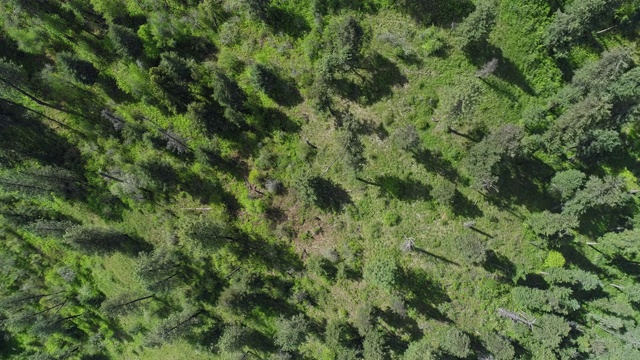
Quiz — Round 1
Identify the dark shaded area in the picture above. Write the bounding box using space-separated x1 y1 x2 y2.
309 177 352 213
401 268 451 322
0 104 79 168
576 204 636 239
467 44 535 96
372 175 432 202
468 226 494 238
483 250 516 283
516 273 548 289
414 247 460 266
266 7 311 39
253 107 302 136
451 190 483 218
195 145 249 180
313 0 380 15
116 233 154 256
394 0 475 27
251 237 305 273
557 245 609 278
412 148 465 184
447 126 484 142
374 307 421 341
488 157 556 213
173 36 217 62
0 330 21 358
86 190 130 222
332 53 407 105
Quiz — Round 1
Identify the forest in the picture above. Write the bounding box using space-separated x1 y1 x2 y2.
0 0 640 359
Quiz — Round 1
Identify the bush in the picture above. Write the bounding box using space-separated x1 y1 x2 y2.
363 256 398 292
543 251 566 268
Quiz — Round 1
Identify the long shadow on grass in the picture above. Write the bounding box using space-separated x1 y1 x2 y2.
308 177 353 213
414 247 460 266
401 267 451 322
412 148 466 185
483 250 516 283
452 190 483 218
466 44 535 96
266 7 311 39
375 307 422 341
357 175 431 202
252 65 303 107
254 107 302 135
332 53 407 105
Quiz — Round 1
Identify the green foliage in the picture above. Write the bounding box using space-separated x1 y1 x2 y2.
218 325 250 354
512 286 580 315
527 211 578 238
544 0 618 57
320 15 366 77
391 124 420 152
550 169 586 201
363 328 386 360
483 333 514 360
543 251 566 269
439 328 471 358
563 175 630 216
0 1 639 359
456 233 487 265
274 314 309 352
363 256 398 292
55 52 99 85
531 314 571 352
456 0 497 51
108 24 144 59
544 268 601 291
467 124 524 192
403 338 436 360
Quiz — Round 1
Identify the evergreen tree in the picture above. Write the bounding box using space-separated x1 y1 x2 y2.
274 314 309 352
108 24 144 59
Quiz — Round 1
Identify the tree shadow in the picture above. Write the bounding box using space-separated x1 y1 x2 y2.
253 107 301 135
251 236 305 273
401 268 451 322
468 226 494 239
172 36 217 62
374 307 422 341
117 233 153 257
413 247 460 266
266 7 311 39
195 145 249 181
252 66 303 107
488 157 556 213
557 245 610 279
308 177 352 213
394 0 474 27
331 53 407 105
483 250 516 283
313 0 380 15
0 103 80 168
516 273 548 289
466 44 535 96
412 148 466 185
451 190 483 218
576 204 636 239
370 175 432 202
359 53 408 105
